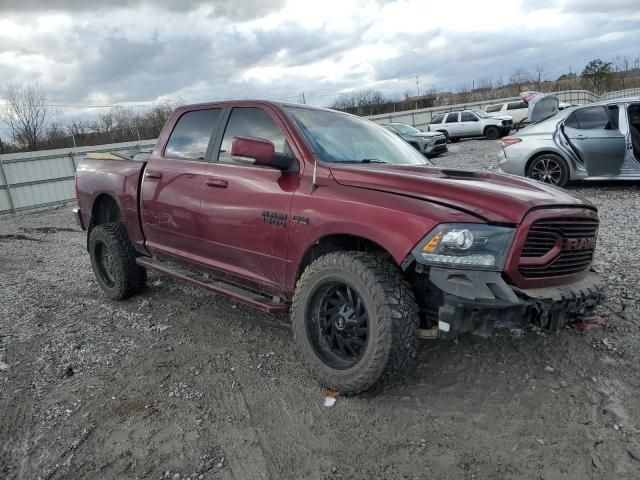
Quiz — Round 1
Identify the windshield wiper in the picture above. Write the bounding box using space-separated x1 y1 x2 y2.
339 158 387 164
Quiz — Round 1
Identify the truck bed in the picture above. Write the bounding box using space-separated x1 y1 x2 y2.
75 154 148 252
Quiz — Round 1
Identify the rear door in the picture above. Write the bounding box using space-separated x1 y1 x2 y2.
140 107 223 259
198 106 299 291
444 112 460 137
563 105 626 176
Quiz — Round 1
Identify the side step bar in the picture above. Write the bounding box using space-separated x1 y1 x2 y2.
136 257 289 314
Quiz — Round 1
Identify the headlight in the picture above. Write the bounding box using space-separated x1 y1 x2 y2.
412 224 515 271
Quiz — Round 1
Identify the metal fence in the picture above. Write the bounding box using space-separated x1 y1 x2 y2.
0 139 156 214
366 88 640 129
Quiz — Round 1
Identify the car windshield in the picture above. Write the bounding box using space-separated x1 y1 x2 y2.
286 107 431 165
392 124 421 135
473 110 491 118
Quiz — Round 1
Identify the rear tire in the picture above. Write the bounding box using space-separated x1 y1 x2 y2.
485 126 500 140
526 153 570 188
89 222 147 300
291 252 419 394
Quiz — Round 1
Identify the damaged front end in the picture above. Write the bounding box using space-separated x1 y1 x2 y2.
412 265 605 337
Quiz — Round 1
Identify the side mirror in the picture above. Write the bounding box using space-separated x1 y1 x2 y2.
231 136 293 170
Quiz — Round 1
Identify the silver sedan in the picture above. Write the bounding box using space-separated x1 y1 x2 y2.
498 94 640 187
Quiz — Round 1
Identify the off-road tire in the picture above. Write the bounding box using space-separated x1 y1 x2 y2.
89 221 146 300
485 125 500 140
291 252 419 394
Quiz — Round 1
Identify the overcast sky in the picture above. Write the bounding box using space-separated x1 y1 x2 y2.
1 0 639 113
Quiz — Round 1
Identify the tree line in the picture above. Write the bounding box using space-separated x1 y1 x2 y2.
332 56 640 116
0 85 175 154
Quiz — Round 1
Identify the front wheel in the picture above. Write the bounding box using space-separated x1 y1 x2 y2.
291 252 418 394
485 126 500 140
526 154 570 187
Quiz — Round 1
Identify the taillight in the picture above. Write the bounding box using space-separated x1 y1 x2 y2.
501 136 522 147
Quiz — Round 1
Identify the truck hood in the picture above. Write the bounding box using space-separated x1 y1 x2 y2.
329 164 593 224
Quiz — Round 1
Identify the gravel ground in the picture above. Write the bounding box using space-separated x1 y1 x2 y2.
1 139 639 479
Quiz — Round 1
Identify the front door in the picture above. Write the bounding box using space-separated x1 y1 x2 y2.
140 107 223 260
459 111 480 136
199 106 300 292
563 105 626 177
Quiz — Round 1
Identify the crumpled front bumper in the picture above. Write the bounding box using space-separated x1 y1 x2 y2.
428 267 605 336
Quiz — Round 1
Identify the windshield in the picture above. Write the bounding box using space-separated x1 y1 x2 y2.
286 107 430 165
473 110 491 118
392 123 421 135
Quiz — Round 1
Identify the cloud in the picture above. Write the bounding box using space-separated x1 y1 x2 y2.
0 0 286 21
0 0 638 117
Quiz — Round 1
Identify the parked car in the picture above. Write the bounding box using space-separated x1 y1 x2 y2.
427 110 513 141
74 100 604 394
485 100 529 124
381 122 447 157
498 93 640 187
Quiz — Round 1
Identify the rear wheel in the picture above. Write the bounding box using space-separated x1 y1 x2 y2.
526 154 570 187
89 222 147 300
485 126 500 140
291 252 418 394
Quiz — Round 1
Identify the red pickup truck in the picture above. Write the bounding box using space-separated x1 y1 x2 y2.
74 100 605 393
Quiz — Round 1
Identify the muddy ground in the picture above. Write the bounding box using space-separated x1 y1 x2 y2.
1 139 639 479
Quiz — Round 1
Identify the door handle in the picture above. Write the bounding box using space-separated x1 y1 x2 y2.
206 178 228 188
145 170 163 179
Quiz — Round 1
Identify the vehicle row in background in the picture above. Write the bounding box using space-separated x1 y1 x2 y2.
381 123 447 157
498 94 640 187
427 110 513 141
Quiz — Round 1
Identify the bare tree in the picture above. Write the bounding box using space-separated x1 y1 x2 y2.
1 83 51 151
509 68 533 94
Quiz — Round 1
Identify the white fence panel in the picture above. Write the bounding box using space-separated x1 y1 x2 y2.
0 139 156 214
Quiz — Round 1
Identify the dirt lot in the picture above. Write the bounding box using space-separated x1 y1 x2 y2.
1 139 640 480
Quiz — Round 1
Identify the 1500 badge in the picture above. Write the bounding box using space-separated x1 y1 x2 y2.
262 210 288 227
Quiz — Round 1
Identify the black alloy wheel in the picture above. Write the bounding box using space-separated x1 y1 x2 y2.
307 280 369 369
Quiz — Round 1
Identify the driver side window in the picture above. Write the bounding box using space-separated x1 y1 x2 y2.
218 108 287 163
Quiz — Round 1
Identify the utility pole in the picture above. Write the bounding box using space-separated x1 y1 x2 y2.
301 92 306 104
415 75 420 110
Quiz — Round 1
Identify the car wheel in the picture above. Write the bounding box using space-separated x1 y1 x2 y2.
89 221 147 300
437 131 449 143
291 252 418 394
449 137 460 143
485 126 500 140
526 154 570 188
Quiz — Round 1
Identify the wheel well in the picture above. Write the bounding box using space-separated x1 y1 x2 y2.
296 234 391 281
524 151 566 175
89 194 122 236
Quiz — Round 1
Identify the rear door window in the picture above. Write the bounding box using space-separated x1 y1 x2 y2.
507 101 528 110
445 113 459 123
485 104 502 113
567 106 611 130
218 107 287 163
164 109 222 160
